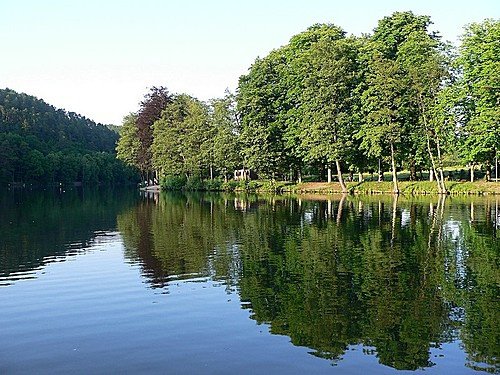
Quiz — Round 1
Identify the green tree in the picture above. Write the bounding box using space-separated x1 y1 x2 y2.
135 86 172 182
116 113 140 170
398 31 454 193
237 50 290 178
359 12 441 193
299 35 362 192
237 24 346 180
456 19 500 181
359 53 406 194
209 92 242 181
152 95 209 179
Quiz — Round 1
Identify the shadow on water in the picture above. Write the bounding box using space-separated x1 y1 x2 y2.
0 187 139 282
116 192 499 373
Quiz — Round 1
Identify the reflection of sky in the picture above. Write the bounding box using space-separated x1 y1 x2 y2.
444 220 467 287
0 227 488 374
0 237 336 374
401 209 410 227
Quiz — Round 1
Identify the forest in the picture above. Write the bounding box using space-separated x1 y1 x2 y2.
0 88 138 186
117 12 499 194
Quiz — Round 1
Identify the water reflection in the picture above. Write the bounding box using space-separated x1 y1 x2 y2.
117 193 499 372
0 188 137 284
0 189 498 372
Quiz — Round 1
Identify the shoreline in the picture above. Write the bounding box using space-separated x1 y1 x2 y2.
157 180 500 195
283 181 500 195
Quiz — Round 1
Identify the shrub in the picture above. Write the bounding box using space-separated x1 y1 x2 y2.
161 175 186 190
221 180 239 191
185 176 204 191
204 178 223 191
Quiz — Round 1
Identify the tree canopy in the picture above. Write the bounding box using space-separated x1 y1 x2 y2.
114 13 499 190
0 88 138 185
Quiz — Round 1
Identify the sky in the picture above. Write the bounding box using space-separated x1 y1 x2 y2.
1 0 499 125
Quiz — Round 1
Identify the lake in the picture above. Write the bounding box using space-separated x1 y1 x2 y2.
0 189 498 374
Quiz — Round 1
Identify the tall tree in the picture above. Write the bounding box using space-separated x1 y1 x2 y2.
237 50 290 178
209 92 242 181
116 113 140 170
359 53 405 194
398 31 454 193
359 11 440 194
456 19 500 181
136 86 172 181
152 94 209 178
299 36 362 192
237 24 346 180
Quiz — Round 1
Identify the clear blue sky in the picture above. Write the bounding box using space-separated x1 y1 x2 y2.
1 0 498 124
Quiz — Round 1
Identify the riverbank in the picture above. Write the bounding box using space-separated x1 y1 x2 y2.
284 180 500 195
159 178 500 195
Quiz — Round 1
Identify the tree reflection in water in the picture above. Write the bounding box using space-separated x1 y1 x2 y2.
117 192 499 372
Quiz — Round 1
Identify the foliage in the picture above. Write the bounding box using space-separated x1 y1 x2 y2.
116 113 140 169
299 35 362 185
135 86 173 174
113 13 499 192
160 175 187 190
456 19 500 169
0 88 138 186
209 92 242 179
152 94 210 178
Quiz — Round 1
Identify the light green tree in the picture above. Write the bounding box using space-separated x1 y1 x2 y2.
152 95 209 178
209 92 242 181
456 19 500 181
299 36 362 192
116 113 140 170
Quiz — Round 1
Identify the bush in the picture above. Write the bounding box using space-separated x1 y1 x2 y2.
247 180 262 190
161 175 187 190
221 180 239 191
185 176 204 191
204 178 223 191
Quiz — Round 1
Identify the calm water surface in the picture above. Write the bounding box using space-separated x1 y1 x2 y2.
0 189 498 374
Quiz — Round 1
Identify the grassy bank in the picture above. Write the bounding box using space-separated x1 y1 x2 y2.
286 181 500 195
160 176 500 195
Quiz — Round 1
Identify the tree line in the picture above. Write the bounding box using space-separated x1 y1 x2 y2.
0 88 139 186
117 12 499 194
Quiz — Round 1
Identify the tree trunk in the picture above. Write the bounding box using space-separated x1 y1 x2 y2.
485 161 491 182
470 164 474 182
409 160 416 181
327 167 332 183
297 169 302 184
390 142 399 194
335 159 347 193
429 169 434 182
425 134 442 194
358 172 363 183
378 158 383 182
435 138 447 194
210 165 213 180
